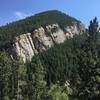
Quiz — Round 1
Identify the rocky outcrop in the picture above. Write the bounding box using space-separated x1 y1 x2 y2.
65 22 85 38
12 23 85 62
12 33 37 62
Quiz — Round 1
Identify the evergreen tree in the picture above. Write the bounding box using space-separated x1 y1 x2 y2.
78 18 100 100
47 82 72 100
30 56 47 100
15 58 27 100
0 51 12 100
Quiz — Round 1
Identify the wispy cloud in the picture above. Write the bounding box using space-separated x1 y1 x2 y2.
14 11 30 19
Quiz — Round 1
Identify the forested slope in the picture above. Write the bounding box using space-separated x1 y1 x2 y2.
0 10 100 100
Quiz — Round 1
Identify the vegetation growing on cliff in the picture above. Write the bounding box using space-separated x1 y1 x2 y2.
0 10 100 100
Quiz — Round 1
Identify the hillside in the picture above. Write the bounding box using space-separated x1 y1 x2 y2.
0 10 83 50
0 10 100 100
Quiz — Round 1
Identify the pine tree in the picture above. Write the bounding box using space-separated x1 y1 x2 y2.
47 82 72 100
15 58 27 100
78 18 100 100
32 56 47 100
26 56 47 100
0 51 12 100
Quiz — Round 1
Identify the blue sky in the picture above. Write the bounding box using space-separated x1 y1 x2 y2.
0 0 100 27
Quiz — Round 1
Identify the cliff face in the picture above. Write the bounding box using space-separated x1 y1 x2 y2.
12 22 85 62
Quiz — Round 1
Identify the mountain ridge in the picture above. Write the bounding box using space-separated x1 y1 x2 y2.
0 10 85 62
0 10 84 49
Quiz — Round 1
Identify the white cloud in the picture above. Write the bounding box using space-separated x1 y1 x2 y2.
15 11 29 19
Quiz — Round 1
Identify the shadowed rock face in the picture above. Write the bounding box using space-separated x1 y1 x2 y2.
12 23 85 62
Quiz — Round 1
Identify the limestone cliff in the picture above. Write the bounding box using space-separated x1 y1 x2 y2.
12 23 85 62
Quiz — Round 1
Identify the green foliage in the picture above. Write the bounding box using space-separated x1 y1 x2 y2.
47 83 72 100
1 10 100 100
38 33 87 85
0 51 12 100
25 56 47 100
77 18 100 100
15 59 28 100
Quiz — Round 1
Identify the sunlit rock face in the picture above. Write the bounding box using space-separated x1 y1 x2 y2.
31 27 54 52
46 24 66 44
12 33 37 62
65 22 85 38
12 23 85 62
